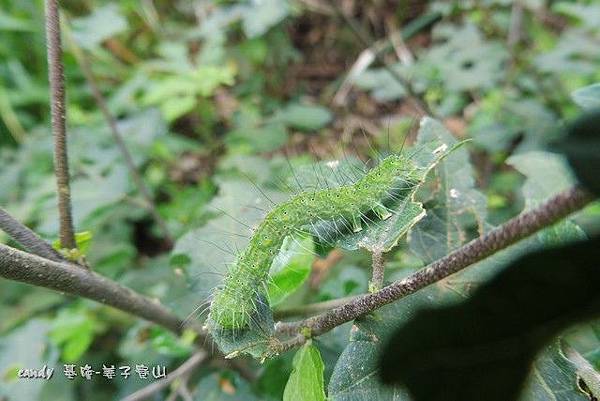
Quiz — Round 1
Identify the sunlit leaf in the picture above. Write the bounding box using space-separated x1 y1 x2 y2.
284 342 326 401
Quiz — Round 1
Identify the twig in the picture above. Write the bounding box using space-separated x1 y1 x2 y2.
0 242 206 340
45 0 77 250
508 0 524 49
275 186 592 344
63 25 173 246
121 351 208 401
0 207 65 263
177 379 194 401
325 0 433 116
369 251 385 292
0 84 27 143
334 11 441 105
384 15 414 66
274 295 358 319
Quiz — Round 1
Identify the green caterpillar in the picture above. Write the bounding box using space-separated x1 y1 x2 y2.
207 153 422 333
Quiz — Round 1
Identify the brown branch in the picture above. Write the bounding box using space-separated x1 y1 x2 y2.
0 241 258 379
0 242 206 341
0 207 65 263
275 186 592 345
45 0 76 250
64 27 173 246
121 351 208 401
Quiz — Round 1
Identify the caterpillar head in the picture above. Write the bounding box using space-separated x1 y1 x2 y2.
208 289 276 359
209 287 249 330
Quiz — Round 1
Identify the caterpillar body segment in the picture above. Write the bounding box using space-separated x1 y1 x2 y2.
208 154 421 332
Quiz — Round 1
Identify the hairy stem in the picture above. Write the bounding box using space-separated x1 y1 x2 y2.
0 207 65 263
45 0 76 250
276 186 592 343
370 251 385 292
121 351 208 401
65 28 173 246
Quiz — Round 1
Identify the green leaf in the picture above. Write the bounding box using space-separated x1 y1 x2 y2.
274 103 333 132
74 231 93 254
507 151 585 244
160 95 196 122
191 65 236 96
228 121 288 153
143 65 236 121
329 340 410 401
521 341 596 401
553 109 600 196
534 30 598 75
0 320 56 401
284 341 326 401
571 83 600 110
560 343 600 400
468 95 559 153
0 11 35 31
241 0 290 38
553 3 600 31
0 289 64 333
268 235 314 306
508 151 576 206
49 305 104 362
379 236 600 401
354 67 407 102
147 326 194 357
257 356 294 400
319 265 369 301
52 230 94 262
421 23 508 92
71 4 128 49
410 118 487 263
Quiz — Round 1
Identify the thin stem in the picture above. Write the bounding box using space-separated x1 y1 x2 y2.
64 26 173 246
508 0 524 49
0 207 65 263
0 84 27 143
0 242 206 341
121 351 208 401
45 0 76 250
177 379 194 401
274 296 358 319
370 251 385 292
276 186 592 344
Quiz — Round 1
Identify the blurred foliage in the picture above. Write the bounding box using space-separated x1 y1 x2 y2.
0 0 599 400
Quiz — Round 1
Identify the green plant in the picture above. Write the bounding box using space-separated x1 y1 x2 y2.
1 1 599 400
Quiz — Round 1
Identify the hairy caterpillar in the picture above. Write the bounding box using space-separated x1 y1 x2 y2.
206 118 458 356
